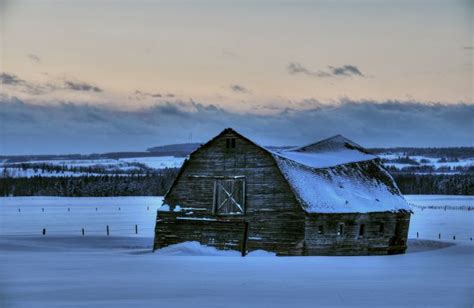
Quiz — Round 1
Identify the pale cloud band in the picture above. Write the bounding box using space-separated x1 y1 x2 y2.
1 97 472 155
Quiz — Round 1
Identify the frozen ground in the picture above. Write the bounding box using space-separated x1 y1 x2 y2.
0 156 185 177
0 195 473 307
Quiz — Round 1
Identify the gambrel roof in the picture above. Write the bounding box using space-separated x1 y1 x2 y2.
166 128 411 214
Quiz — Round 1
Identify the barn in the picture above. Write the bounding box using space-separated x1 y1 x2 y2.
154 128 411 256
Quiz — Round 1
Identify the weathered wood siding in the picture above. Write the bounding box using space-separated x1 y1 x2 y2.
155 212 247 251
303 212 411 255
154 131 306 255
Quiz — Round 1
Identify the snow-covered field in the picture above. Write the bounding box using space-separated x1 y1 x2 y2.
0 156 186 177
2 152 472 177
379 153 473 173
0 195 473 307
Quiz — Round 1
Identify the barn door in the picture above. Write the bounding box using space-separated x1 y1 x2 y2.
213 179 245 215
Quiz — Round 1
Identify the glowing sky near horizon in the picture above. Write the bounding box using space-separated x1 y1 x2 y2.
0 0 472 112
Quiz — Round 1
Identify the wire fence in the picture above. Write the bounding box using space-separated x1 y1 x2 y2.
0 204 160 237
1 202 473 242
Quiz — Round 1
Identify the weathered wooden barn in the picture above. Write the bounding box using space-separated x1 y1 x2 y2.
154 128 411 256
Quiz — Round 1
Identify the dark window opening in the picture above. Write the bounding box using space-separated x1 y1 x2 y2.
359 224 365 237
337 223 344 236
226 138 236 149
378 223 384 234
317 225 324 234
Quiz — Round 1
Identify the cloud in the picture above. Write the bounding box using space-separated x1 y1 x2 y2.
0 96 472 154
287 62 364 78
229 84 250 94
64 81 102 92
0 72 55 95
330 65 364 77
27 54 41 63
1 72 105 95
133 90 175 99
0 72 26 85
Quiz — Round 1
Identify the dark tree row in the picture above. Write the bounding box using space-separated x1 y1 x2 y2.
0 168 179 197
392 174 473 195
0 170 472 196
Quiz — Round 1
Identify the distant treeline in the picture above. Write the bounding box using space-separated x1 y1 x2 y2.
386 165 473 174
0 169 179 197
369 147 474 159
0 170 472 196
392 174 473 195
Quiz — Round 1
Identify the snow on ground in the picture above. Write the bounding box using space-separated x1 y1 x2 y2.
405 195 474 242
0 195 473 307
0 156 186 177
0 197 163 236
120 156 185 169
379 153 474 171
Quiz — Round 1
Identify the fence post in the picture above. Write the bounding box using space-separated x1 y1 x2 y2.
135 224 138 234
416 232 419 238
107 225 110 236
119 207 121 211
18 208 20 213
42 228 46 235
438 233 441 239
82 228 85 236
453 235 456 240
68 208 70 212
42 208 44 212
241 221 249 257
147 206 149 211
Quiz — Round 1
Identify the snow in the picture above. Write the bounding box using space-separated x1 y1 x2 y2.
275 158 410 213
0 195 473 307
0 196 162 236
120 156 186 169
379 153 474 173
273 149 377 169
271 135 377 169
405 195 474 242
0 167 106 178
154 241 276 257
0 156 186 178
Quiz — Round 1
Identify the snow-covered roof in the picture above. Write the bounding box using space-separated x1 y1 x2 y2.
267 135 410 213
274 157 410 213
273 150 377 169
273 135 377 169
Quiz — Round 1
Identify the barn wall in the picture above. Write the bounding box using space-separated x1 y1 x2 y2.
303 212 411 255
155 131 306 255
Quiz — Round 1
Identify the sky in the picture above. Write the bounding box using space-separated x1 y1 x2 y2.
0 0 473 154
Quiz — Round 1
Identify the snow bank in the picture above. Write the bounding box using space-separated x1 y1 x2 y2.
154 241 276 257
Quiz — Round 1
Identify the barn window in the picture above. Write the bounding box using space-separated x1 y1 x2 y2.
226 137 236 149
213 178 245 215
337 223 344 236
317 225 324 234
359 224 366 237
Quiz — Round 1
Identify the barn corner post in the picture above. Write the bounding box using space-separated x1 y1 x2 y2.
241 221 249 257
152 206 161 252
